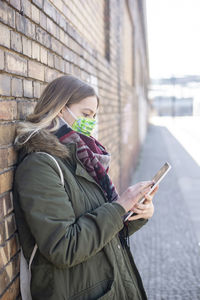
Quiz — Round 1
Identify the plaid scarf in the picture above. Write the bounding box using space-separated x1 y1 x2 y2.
54 117 119 203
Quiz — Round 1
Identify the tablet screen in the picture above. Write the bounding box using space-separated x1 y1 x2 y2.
151 162 171 186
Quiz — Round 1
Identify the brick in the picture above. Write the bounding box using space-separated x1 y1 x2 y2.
32 0 43 9
11 31 22 53
33 81 41 98
0 192 13 218
6 53 27 76
23 79 33 98
0 149 8 170
74 65 80 77
26 19 36 39
55 24 60 41
54 55 65 72
0 170 14 194
0 234 19 269
62 46 70 61
32 41 40 61
60 30 69 45
40 46 47 64
47 17 55 35
44 67 60 82
47 51 54 67
7 147 17 167
61 4 69 21
36 26 51 48
51 37 62 55
28 60 44 81
0 147 17 170
21 0 31 18
31 4 40 24
17 101 36 120
0 123 16 146
22 36 32 57
40 82 47 95
1 275 19 300
58 14 67 31
16 12 26 34
7 4 15 28
12 78 23 97
0 252 19 296
16 13 35 39
0 23 10 48
79 57 86 69
10 0 20 11
59 29 65 44
0 74 11 96
51 0 63 12
0 49 4 70
40 11 47 29
0 1 7 24
65 61 71 73
0 101 17 120
44 0 57 22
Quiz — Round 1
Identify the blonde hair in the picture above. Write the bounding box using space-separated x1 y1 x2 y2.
14 74 99 147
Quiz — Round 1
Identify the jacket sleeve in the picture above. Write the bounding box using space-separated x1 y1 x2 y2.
127 218 148 236
15 153 126 268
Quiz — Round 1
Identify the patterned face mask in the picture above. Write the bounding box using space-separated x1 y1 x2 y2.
66 107 96 136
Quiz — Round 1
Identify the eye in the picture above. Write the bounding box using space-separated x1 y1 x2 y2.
83 113 89 118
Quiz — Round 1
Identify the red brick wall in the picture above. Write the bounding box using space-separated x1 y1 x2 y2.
0 0 149 298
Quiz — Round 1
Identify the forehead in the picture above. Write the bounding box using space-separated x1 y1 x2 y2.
79 96 98 111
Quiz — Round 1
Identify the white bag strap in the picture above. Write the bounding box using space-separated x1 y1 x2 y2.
20 247 32 300
28 244 38 271
28 152 64 269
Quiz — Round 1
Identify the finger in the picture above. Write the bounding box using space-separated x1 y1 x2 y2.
134 207 149 214
144 194 153 202
136 202 151 209
149 185 159 196
139 185 153 197
128 213 147 221
139 181 155 188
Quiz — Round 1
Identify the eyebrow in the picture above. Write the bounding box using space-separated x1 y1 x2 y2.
82 108 95 114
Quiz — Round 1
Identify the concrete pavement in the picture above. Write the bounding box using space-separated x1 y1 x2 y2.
130 116 200 300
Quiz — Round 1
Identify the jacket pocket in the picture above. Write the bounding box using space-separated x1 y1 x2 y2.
98 279 115 299
70 279 115 300
30 264 54 299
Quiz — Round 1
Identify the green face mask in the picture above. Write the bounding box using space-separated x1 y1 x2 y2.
67 107 96 136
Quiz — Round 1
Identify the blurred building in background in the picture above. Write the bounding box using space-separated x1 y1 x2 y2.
0 0 149 299
149 75 200 117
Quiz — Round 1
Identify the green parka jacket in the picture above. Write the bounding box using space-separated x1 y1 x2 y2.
13 129 148 300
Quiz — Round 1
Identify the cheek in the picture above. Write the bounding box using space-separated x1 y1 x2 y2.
62 110 74 125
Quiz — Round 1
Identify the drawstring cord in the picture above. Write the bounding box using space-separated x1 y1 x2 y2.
124 221 130 248
119 221 130 249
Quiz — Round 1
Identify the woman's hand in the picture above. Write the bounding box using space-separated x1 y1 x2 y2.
128 185 159 221
116 181 155 213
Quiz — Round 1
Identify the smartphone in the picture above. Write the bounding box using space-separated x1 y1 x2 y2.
124 162 172 222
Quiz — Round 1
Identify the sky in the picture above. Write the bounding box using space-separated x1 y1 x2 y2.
146 0 200 79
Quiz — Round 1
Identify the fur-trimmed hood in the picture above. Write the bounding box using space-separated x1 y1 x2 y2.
14 129 71 164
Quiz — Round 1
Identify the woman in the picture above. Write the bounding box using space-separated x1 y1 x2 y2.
13 74 158 300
